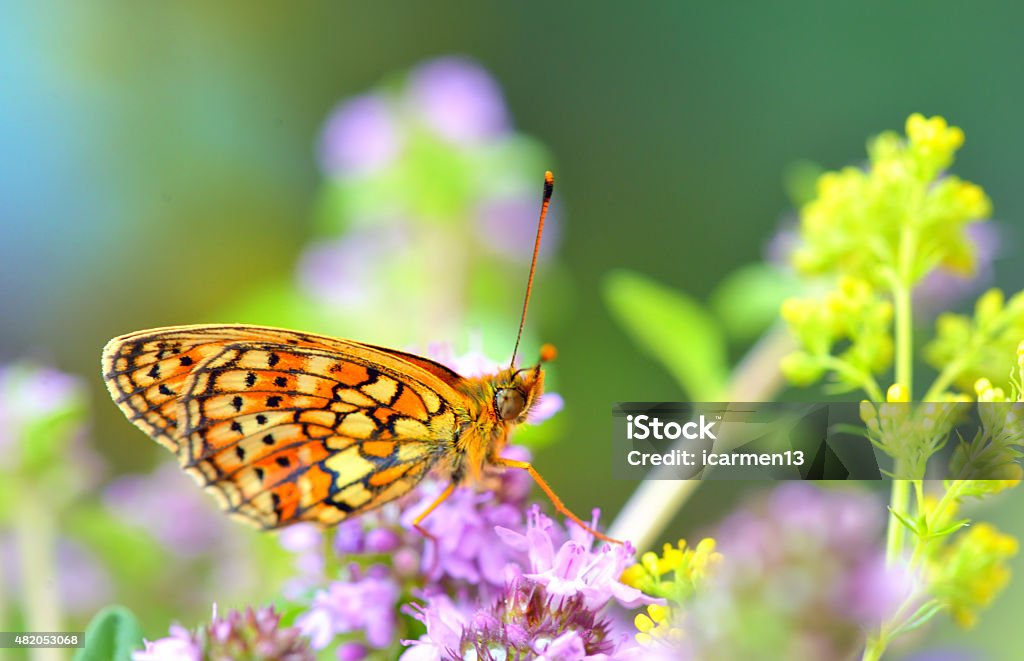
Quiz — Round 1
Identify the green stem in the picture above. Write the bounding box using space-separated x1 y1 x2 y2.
867 227 918 661
923 356 967 402
13 479 64 661
885 471 911 564
862 637 886 661
894 289 913 397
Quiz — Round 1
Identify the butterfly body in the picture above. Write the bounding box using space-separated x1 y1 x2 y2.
102 324 543 530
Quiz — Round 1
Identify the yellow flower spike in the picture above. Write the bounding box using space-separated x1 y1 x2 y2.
887 383 910 403
973 378 993 397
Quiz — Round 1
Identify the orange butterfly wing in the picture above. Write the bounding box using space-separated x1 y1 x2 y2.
102 325 465 529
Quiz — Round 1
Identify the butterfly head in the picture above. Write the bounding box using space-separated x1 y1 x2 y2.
493 343 557 424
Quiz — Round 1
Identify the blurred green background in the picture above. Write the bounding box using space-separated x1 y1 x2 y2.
2 2 1023 659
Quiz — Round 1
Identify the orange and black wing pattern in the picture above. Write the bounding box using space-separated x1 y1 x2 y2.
102 325 463 529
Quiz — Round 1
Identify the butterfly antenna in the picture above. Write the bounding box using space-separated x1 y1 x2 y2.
510 171 554 369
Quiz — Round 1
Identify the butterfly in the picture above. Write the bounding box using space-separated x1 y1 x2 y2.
102 171 620 545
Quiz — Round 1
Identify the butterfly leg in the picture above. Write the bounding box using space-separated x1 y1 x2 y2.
411 481 456 575
493 457 624 545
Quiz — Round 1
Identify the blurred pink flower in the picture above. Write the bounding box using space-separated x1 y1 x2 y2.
407 56 509 145
103 462 225 555
0 364 81 463
136 605 311 661
297 224 410 308
475 192 562 261
297 564 400 650
0 535 112 615
319 93 403 175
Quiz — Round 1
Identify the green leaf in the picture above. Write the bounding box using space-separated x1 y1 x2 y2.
888 599 946 638
887 506 921 536
709 263 801 343
74 605 145 661
929 518 971 539
603 269 729 400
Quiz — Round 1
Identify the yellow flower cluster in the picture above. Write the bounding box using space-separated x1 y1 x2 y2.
621 538 721 600
621 538 721 646
780 276 893 389
905 113 964 172
931 523 1019 628
633 604 683 647
925 290 1024 396
793 114 990 287
974 377 1007 403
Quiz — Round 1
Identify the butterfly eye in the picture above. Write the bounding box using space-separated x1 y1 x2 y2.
495 388 527 421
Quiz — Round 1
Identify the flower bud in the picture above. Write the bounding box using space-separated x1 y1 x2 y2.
886 383 910 403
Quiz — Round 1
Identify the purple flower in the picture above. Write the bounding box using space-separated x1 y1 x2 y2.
296 564 400 650
337 641 369 661
133 624 201 661
0 535 112 615
395 443 534 589
332 518 368 555
497 506 651 611
403 581 637 660
475 192 562 261
529 393 564 425
0 364 82 464
402 508 644 660
319 93 403 175
298 225 411 309
103 462 225 556
679 484 916 660
402 479 526 589
278 523 326 596
400 594 465 660
406 56 509 145
135 606 311 661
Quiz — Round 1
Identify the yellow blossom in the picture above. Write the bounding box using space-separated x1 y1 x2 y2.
634 604 684 647
930 523 1019 628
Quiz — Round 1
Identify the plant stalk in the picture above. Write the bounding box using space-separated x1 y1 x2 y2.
606 326 793 550
13 479 65 661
